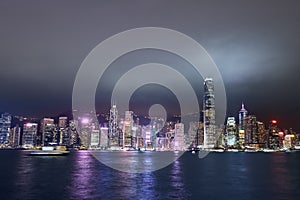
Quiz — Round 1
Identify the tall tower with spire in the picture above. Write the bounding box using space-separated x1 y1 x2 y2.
238 103 248 147
203 78 216 148
239 103 248 130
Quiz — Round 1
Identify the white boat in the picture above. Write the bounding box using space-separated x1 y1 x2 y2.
279 148 290 152
263 149 276 153
226 149 239 152
28 146 70 156
209 149 224 152
244 149 258 152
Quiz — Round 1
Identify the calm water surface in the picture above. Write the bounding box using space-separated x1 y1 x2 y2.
0 150 300 200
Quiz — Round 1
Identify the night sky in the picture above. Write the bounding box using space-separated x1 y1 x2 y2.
0 0 300 131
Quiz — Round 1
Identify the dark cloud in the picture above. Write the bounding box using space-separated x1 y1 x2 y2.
0 0 300 130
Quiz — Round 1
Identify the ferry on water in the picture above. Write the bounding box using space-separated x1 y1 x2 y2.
28 146 70 156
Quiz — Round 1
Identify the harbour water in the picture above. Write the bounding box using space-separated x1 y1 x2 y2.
0 150 300 200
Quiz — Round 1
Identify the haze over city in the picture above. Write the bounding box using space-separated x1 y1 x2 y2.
0 0 299 131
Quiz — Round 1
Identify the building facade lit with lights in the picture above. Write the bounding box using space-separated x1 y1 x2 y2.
40 118 55 146
203 78 216 148
225 117 237 147
122 111 134 148
174 123 185 151
11 125 21 147
109 104 119 148
243 115 259 146
268 120 281 149
90 129 100 149
68 120 79 148
78 116 93 149
238 103 248 147
22 123 38 148
0 112 12 145
100 127 109 149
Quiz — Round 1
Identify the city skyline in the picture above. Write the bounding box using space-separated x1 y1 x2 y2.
0 82 298 151
0 99 296 131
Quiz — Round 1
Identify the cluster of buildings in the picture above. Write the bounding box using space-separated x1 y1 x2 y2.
0 110 185 150
220 105 298 150
0 78 298 150
0 115 79 149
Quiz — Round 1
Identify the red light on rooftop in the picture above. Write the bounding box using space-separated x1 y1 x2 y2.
271 120 277 124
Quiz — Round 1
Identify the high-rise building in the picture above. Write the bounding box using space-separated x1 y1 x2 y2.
142 125 153 149
122 111 134 148
109 104 119 147
149 117 164 150
57 116 69 146
283 128 297 148
174 123 185 151
243 115 259 146
188 122 203 148
11 125 21 147
22 123 38 148
216 125 225 148
58 117 68 128
0 113 12 145
268 120 280 149
69 120 79 147
100 127 109 149
90 130 100 149
135 125 143 149
203 78 216 148
187 122 198 148
283 129 296 149
238 103 248 130
59 127 70 146
40 118 55 146
257 121 267 147
78 117 92 149
238 103 248 147
225 117 237 147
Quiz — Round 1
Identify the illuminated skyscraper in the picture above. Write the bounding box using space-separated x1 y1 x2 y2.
58 117 69 146
109 104 119 147
100 127 109 149
142 125 153 149
239 103 248 130
257 121 267 147
40 118 55 146
79 117 92 149
122 111 134 148
41 118 59 146
187 121 204 148
243 115 258 145
268 120 280 149
174 123 185 151
44 124 57 146
238 103 248 146
90 130 100 149
59 128 70 146
22 123 38 148
203 78 216 148
68 120 79 147
149 117 164 150
11 125 21 147
0 112 12 145
225 117 237 147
